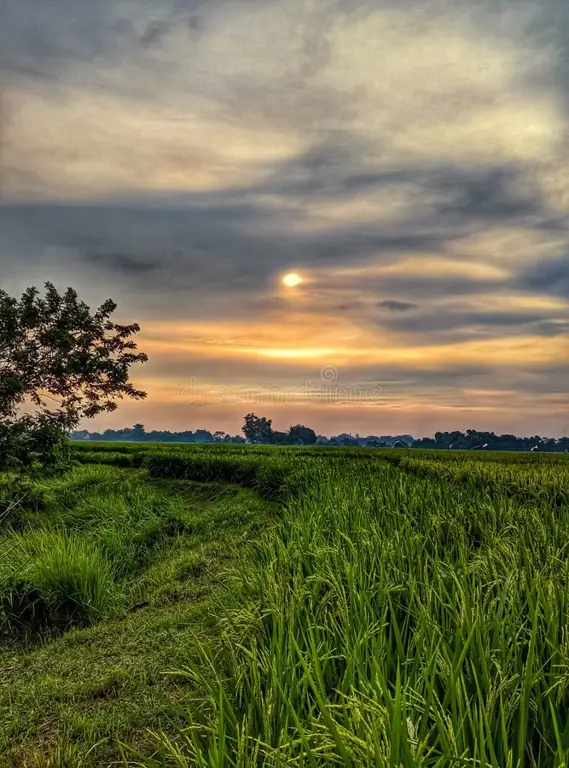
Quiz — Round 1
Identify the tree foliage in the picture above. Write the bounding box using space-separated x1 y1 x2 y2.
0 283 147 470
288 424 317 445
241 415 318 445
242 413 273 444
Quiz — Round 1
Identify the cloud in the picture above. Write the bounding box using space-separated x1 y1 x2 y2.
380 308 562 337
3 0 569 433
85 252 159 274
433 166 544 222
0 198 445 297
0 0 219 81
516 253 569 298
378 300 418 312
2 0 567 200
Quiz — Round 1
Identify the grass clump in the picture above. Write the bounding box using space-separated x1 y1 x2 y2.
0 530 118 634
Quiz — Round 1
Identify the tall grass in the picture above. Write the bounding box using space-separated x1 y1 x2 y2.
0 465 211 636
5 443 569 764
0 529 119 632
134 451 569 767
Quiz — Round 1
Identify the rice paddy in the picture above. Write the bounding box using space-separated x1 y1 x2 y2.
2 444 569 766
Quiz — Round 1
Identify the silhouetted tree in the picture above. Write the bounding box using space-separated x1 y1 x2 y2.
194 429 214 443
288 424 317 445
242 413 273 444
271 430 290 445
131 423 146 441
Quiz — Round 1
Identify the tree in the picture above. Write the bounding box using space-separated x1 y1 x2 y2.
271 430 290 445
335 433 358 447
288 424 317 445
0 282 147 470
194 429 213 443
242 413 273 444
130 423 146 441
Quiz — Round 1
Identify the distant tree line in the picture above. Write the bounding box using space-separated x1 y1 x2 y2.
413 430 569 453
71 414 569 452
71 423 246 445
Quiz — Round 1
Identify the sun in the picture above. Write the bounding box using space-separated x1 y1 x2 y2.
282 272 303 288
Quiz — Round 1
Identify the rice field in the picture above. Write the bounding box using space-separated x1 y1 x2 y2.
2 444 569 766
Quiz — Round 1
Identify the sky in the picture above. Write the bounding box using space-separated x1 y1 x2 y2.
1 0 569 437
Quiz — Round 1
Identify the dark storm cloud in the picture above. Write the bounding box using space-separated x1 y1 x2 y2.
255 149 566 256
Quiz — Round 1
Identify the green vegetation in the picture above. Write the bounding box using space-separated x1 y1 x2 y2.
2 444 569 766
0 460 274 765
0 282 147 473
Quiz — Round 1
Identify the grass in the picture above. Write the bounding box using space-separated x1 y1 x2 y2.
2 445 569 765
0 463 274 765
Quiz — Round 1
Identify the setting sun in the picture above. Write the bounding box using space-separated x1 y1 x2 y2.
282 272 303 288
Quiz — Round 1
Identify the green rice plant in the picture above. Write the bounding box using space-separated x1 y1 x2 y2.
76 450 138 467
4 443 569 765
135 451 569 767
0 529 119 632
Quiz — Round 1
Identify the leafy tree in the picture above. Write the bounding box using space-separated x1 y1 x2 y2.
194 429 214 443
288 424 317 445
130 423 146 441
242 413 273 444
0 282 147 470
271 430 291 445
335 433 359 447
